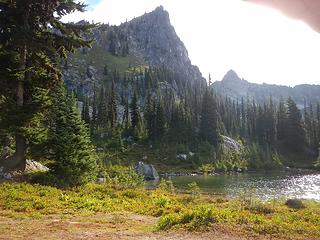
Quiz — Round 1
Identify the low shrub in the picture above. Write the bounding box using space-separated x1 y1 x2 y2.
285 199 305 209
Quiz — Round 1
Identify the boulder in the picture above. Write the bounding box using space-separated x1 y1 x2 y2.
25 160 49 173
0 167 13 180
222 135 241 152
135 161 159 181
0 160 49 180
177 154 187 160
97 177 106 183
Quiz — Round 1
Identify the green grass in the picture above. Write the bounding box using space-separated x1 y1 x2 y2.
68 44 144 76
0 182 319 239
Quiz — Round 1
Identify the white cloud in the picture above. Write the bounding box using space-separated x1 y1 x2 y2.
64 0 320 87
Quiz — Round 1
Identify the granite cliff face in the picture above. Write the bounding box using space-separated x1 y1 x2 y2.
123 6 202 80
63 6 205 96
213 70 320 107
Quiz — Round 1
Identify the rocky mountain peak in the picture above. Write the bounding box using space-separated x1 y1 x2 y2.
129 5 170 26
222 69 241 82
123 6 204 83
63 6 206 96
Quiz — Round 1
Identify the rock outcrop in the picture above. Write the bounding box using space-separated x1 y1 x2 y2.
0 160 49 180
135 161 159 181
222 135 241 152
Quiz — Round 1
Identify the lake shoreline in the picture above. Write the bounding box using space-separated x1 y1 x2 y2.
159 167 319 178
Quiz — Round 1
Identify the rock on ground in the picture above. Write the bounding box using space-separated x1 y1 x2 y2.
135 161 159 181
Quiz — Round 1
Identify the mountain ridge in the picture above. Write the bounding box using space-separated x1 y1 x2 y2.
213 69 320 107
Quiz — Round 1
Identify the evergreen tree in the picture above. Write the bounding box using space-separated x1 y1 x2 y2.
144 93 156 139
264 97 276 146
103 64 109 76
240 97 247 137
256 105 265 145
97 87 108 129
155 99 166 140
48 87 97 186
199 89 219 146
91 85 98 133
108 81 117 129
285 97 305 153
123 98 130 129
0 0 93 170
130 91 140 130
277 97 287 141
82 97 90 125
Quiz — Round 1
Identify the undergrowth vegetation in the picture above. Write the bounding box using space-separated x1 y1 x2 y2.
0 181 319 239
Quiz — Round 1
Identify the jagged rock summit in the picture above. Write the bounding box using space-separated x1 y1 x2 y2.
63 6 205 95
124 6 201 79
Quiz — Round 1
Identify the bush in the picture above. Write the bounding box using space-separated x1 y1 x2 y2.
189 206 216 229
188 181 201 199
104 165 144 189
157 213 177 230
198 164 215 175
285 199 305 209
158 178 175 193
157 206 216 231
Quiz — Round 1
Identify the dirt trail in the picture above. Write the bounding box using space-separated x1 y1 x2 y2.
0 214 258 240
0 213 266 240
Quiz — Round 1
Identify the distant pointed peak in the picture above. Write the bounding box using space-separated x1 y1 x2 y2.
222 69 240 82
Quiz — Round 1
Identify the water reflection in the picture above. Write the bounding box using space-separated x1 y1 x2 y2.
169 172 320 201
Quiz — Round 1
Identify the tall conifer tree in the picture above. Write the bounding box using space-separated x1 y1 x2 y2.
0 0 93 170
199 89 219 146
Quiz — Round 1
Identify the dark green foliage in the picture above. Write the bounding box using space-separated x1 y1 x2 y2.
47 87 97 187
107 81 117 129
144 93 156 139
277 97 287 141
0 0 94 170
97 87 108 128
123 98 130 129
199 89 219 146
285 97 305 153
91 85 98 133
155 99 166 140
85 63 318 170
130 91 140 129
81 97 90 125
285 199 305 209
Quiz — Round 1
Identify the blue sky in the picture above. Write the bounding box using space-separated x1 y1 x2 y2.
83 0 101 10
65 0 320 87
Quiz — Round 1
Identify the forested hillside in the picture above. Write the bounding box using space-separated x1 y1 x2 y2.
61 7 320 172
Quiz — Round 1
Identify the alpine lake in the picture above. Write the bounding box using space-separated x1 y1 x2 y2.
148 170 320 201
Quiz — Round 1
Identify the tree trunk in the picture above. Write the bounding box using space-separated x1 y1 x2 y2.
11 46 27 171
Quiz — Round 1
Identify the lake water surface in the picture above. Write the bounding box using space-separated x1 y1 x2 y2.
168 171 320 201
